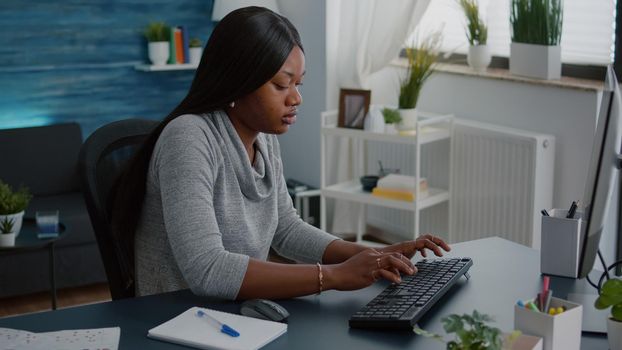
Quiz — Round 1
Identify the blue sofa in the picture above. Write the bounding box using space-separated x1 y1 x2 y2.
0 123 107 297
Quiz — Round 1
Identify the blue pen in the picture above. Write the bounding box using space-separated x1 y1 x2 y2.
196 309 240 337
516 300 525 308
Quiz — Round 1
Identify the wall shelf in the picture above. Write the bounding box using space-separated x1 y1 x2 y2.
134 63 197 72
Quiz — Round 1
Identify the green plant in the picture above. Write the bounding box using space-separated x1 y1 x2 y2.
414 310 520 350
144 21 170 42
0 217 14 234
382 108 402 124
458 0 488 46
189 38 202 48
595 278 622 322
399 31 442 109
0 180 32 215
510 0 563 46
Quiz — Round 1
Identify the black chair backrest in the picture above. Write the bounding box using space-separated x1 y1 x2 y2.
78 118 158 300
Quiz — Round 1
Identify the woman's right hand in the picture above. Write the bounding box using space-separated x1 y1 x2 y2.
324 249 417 291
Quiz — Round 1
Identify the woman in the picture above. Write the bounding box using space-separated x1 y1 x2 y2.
111 6 450 300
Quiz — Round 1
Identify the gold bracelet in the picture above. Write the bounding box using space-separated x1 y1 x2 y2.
316 262 323 295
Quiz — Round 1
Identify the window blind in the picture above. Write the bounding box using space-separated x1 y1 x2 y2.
411 0 616 65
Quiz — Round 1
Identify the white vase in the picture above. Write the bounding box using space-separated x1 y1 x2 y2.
0 232 16 247
608 318 622 350
510 42 561 80
189 47 202 65
148 41 170 66
0 210 24 237
467 45 491 72
398 108 417 130
364 105 386 133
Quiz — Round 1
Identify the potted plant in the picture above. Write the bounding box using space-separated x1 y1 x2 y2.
381 107 401 134
414 310 521 350
595 278 622 349
188 38 203 65
144 21 171 66
398 31 442 130
510 0 563 80
458 0 490 72
0 217 16 247
0 180 31 238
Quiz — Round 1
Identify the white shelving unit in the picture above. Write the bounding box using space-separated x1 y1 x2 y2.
319 109 454 245
134 63 198 72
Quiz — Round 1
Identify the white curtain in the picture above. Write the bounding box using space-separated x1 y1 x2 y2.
325 0 431 235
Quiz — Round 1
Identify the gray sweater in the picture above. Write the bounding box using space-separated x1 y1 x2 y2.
134 111 337 299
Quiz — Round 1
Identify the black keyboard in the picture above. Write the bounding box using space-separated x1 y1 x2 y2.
349 257 473 330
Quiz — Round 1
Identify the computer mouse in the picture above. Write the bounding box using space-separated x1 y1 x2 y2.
240 299 289 323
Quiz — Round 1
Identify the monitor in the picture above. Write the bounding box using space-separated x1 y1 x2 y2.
577 65 622 279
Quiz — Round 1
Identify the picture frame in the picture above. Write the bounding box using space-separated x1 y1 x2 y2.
338 88 371 129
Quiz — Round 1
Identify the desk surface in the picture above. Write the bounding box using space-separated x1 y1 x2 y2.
0 237 608 349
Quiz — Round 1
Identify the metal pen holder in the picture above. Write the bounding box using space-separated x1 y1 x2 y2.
540 209 583 278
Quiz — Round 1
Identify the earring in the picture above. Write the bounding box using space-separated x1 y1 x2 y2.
229 101 235 108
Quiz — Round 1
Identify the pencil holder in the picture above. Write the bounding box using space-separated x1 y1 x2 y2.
540 209 583 278
514 297 582 350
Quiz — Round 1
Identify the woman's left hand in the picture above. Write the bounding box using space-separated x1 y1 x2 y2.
379 234 451 259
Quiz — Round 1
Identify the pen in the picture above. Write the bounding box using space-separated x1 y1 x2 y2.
543 289 553 314
196 309 240 337
566 201 578 219
541 209 550 216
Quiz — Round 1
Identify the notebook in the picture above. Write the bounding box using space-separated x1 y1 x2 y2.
148 307 287 350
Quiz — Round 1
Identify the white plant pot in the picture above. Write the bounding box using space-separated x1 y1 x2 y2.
608 317 622 350
467 45 491 72
0 232 16 247
398 108 417 130
148 41 170 66
384 123 398 134
189 47 202 65
0 211 24 237
510 42 561 80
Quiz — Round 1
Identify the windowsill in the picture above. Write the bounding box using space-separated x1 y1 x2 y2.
391 59 604 92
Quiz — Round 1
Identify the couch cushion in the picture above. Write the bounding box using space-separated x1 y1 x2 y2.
25 192 95 247
0 123 82 196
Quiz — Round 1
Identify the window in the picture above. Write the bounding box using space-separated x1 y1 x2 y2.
411 0 616 71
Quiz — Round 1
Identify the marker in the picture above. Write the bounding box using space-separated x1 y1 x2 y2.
196 309 240 337
526 301 540 312
566 201 578 219
516 300 525 308
541 209 550 216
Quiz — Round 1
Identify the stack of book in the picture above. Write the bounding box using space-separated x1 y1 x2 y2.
371 174 428 202
168 26 190 64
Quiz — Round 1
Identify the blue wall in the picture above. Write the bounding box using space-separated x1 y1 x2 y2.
0 0 216 137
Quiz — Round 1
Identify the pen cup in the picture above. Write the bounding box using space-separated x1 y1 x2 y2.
540 209 582 278
514 297 582 350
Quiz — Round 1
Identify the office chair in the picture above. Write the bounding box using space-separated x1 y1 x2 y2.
78 118 158 300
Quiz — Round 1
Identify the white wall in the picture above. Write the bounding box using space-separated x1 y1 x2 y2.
277 0 326 188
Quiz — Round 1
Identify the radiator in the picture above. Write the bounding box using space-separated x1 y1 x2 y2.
366 119 555 248
450 119 555 248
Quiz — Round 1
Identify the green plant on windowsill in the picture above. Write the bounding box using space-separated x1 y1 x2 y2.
0 180 31 215
399 31 442 110
458 0 487 46
414 310 520 350
595 278 622 322
382 108 401 125
0 217 14 234
510 0 563 46
144 21 170 42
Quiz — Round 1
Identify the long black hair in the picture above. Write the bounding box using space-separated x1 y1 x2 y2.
109 6 304 285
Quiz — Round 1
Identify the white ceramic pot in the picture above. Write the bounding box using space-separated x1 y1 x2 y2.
467 45 491 72
384 123 398 134
0 210 24 237
189 47 202 65
148 41 170 66
398 108 417 130
0 232 16 247
608 317 622 350
510 42 561 80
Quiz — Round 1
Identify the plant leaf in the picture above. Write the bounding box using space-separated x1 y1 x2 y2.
612 304 622 322
413 326 445 342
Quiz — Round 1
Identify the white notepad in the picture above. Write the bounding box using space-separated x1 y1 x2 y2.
148 307 287 350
